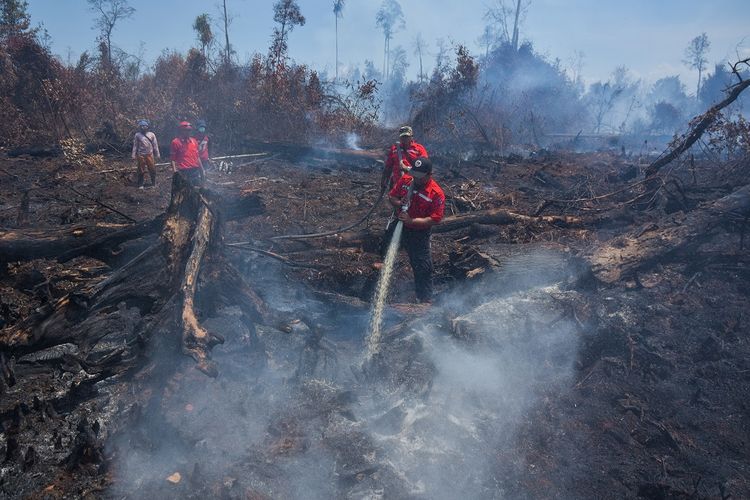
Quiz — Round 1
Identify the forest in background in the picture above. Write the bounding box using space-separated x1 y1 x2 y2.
1 0 748 157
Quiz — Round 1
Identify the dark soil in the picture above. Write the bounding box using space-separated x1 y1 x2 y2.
1 146 749 499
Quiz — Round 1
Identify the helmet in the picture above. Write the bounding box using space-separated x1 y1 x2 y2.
138 119 149 127
178 121 193 130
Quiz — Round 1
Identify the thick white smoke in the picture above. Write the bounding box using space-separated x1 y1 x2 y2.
109 250 582 499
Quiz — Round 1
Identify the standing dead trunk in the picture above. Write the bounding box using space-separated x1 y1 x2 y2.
644 78 750 179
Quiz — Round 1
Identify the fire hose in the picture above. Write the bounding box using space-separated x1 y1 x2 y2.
154 152 268 168
384 144 413 229
269 182 387 241
270 145 407 241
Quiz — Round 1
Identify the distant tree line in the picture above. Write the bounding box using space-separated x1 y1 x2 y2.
0 0 380 151
0 0 747 153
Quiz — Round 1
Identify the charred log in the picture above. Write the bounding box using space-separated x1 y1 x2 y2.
0 191 263 264
587 183 750 283
433 208 586 233
0 223 133 263
0 174 269 376
329 208 588 249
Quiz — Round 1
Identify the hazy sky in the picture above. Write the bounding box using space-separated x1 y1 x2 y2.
28 0 750 89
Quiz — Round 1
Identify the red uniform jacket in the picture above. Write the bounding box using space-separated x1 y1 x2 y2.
389 177 446 230
385 142 428 186
170 137 201 170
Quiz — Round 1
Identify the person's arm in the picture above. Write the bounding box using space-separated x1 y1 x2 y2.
399 145 412 171
132 134 138 160
388 179 406 208
398 188 444 228
200 136 209 155
198 139 205 170
397 212 438 229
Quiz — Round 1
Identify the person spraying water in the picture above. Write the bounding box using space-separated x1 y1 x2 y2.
366 158 446 357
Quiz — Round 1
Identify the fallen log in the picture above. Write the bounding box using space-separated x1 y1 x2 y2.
324 208 589 249
0 175 269 376
433 208 585 233
587 183 750 283
0 191 263 264
0 223 133 263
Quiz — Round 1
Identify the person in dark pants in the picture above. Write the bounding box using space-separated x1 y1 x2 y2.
170 121 205 187
380 157 446 303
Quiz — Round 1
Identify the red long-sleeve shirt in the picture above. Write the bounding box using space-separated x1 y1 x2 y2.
389 176 446 230
384 142 428 186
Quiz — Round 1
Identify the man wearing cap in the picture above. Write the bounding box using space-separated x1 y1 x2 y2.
384 157 445 303
131 119 160 189
380 125 428 189
170 121 205 186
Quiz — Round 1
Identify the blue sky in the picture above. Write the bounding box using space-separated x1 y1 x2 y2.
28 0 750 89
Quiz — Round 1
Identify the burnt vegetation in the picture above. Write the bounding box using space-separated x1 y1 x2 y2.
1 0 750 498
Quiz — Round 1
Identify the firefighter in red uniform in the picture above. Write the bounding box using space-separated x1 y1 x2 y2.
384 157 445 303
170 121 205 186
380 125 428 189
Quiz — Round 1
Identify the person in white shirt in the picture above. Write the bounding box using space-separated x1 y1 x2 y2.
131 119 160 189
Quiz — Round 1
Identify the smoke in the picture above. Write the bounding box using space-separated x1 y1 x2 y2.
356 251 582 498
346 132 363 150
108 249 582 498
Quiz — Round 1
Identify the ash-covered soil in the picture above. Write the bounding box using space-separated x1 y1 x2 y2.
1 146 749 499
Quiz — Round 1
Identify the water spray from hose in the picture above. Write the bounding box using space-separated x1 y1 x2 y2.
365 179 414 358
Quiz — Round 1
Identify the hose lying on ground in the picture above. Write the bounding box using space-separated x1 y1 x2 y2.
269 184 387 241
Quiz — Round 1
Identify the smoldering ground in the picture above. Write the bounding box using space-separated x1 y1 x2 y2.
106 250 582 499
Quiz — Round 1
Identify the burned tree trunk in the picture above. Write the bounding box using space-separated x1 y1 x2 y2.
0 222 136 263
178 201 224 376
587 183 750 283
0 191 262 265
433 208 585 232
0 174 268 377
329 208 587 249
644 75 750 179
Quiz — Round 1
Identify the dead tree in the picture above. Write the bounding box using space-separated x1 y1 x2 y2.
645 58 750 179
0 175 275 377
